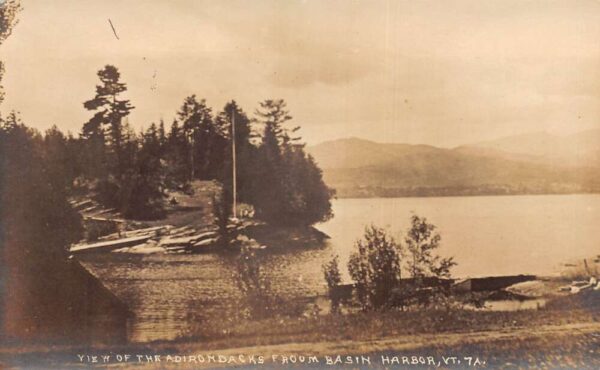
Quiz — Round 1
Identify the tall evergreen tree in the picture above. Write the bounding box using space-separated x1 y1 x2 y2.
165 119 190 187
251 99 333 225
279 147 334 225
82 65 134 179
255 99 299 146
251 101 287 221
115 124 166 219
157 119 167 155
43 126 77 192
176 95 226 180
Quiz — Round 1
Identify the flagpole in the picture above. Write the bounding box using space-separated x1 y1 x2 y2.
231 107 237 220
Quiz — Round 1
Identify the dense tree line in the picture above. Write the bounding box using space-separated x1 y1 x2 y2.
0 65 333 342
1 114 84 340
44 64 333 225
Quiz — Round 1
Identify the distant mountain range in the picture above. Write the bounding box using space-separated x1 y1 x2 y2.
306 130 600 198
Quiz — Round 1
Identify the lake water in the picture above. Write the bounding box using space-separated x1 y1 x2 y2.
80 194 600 342
319 194 600 279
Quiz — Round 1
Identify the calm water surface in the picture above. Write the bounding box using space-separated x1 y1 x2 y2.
81 194 600 342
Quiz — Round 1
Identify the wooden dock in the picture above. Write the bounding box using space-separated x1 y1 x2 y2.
454 275 536 292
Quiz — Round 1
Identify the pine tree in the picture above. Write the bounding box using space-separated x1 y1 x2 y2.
251 99 333 226
116 123 166 219
157 119 167 155
176 95 219 180
254 99 299 146
43 125 77 191
83 65 134 179
165 120 190 187
80 111 108 179
251 101 287 222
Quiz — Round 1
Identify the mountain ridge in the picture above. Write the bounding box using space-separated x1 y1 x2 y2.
306 131 600 198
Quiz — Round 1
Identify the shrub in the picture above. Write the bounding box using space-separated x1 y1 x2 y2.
234 247 283 318
85 219 118 242
348 225 403 310
322 255 342 312
212 187 231 244
405 214 456 280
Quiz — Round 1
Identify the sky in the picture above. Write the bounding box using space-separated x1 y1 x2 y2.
1 0 600 147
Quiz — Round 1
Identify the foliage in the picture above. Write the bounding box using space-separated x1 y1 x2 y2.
0 0 21 104
0 0 20 44
279 148 334 225
82 65 134 179
79 65 175 219
323 255 342 289
1 113 83 339
405 214 456 280
212 186 232 243
175 95 226 181
250 99 334 226
234 247 280 319
339 217 457 311
6 62 333 226
0 113 83 258
43 126 79 191
164 120 190 187
118 170 166 220
348 225 403 310
80 87 333 225
322 255 342 313
85 219 118 242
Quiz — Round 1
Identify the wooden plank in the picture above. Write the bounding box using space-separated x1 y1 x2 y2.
195 231 218 241
70 235 153 254
192 237 218 247
72 199 94 210
84 216 127 224
159 235 201 246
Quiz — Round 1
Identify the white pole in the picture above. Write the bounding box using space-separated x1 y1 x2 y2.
231 108 237 220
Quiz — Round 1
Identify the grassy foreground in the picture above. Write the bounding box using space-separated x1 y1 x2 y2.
2 300 599 369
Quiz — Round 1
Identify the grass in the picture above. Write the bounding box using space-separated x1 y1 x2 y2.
172 298 600 351
372 330 600 369
1 295 598 368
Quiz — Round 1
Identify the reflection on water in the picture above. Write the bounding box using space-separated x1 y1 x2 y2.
80 248 332 343
81 254 239 342
80 194 600 342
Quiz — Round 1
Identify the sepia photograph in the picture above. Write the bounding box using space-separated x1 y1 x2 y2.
1 0 599 368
